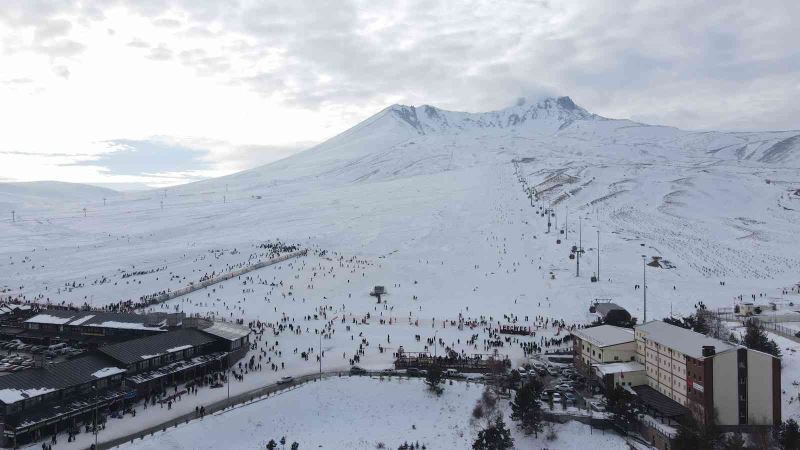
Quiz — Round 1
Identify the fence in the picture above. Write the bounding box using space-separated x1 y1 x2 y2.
99 370 486 449
146 249 308 306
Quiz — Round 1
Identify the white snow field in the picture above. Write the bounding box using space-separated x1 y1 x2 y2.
2 96 800 447
117 377 625 450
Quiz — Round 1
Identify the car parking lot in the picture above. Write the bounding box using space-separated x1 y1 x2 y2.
0 340 84 374
514 361 590 408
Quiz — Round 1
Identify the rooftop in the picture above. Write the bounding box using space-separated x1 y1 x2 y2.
592 361 645 376
0 354 124 405
632 385 689 418
635 321 735 359
199 321 251 341
572 325 634 348
99 328 216 365
594 302 628 314
25 310 169 332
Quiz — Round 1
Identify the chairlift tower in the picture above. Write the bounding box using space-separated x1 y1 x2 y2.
544 207 554 233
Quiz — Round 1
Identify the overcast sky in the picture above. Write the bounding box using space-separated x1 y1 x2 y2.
1 0 798 189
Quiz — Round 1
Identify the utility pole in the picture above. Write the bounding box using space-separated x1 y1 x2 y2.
545 208 553 233
565 207 568 239
642 255 647 323
319 329 322 379
223 195 226 204
83 207 87 218
577 216 582 277
11 210 14 222
160 200 164 210
433 330 438 358
103 197 106 207
597 229 600 281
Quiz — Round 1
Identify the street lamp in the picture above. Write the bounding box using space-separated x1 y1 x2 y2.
596 228 600 282
433 330 438 358
93 385 99 447
642 255 647 323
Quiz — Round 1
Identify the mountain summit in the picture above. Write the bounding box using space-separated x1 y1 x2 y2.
385 96 599 134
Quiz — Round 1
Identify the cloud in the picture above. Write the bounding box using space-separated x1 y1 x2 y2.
127 38 151 48
51 65 70 79
147 44 174 61
65 139 213 175
0 0 799 190
3 0 799 131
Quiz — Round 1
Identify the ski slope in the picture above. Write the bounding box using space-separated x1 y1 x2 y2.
2 97 799 325
2 96 800 445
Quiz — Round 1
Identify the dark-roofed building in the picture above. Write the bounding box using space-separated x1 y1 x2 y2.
191 320 250 362
636 321 781 430
0 354 127 447
0 322 248 447
590 302 632 326
22 310 182 345
98 328 229 395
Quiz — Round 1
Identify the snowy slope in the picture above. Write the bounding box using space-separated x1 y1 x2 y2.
2 96 800 319
0 181 119 213
3 96 800 445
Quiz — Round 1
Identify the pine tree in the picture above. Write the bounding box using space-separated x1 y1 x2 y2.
673 416 719 450
472 416 514 450
606 386 638 434
291 443 299 450
425 365 444 394
775 419 800 450
266 439 277 450
743 319 781 357
720 432 746 450
510 380 544 436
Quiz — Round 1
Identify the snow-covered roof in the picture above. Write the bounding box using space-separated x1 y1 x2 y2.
635 321 735 359
572 325 634 348
200 321 250 341
99 328 215 365
69 314 95 325
25 313 75 324
91 367 126 378
592 361 645 376
89 320 162 331
0 387 56 404
0 354 124 405
24 310 167 331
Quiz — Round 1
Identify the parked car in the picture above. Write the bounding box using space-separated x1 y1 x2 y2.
444 369 461 378
406 368 421 376
547 366 560 376
552 392 562 403
556 383 574 393
539 392 549 402
381 368 394 376
277 376 294 385
564 392 577 403
349 366 367 375
588 400 606 412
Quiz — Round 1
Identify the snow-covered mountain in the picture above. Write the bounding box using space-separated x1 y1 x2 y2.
181 96 799 195
2 96 800 327
0 181 119 213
